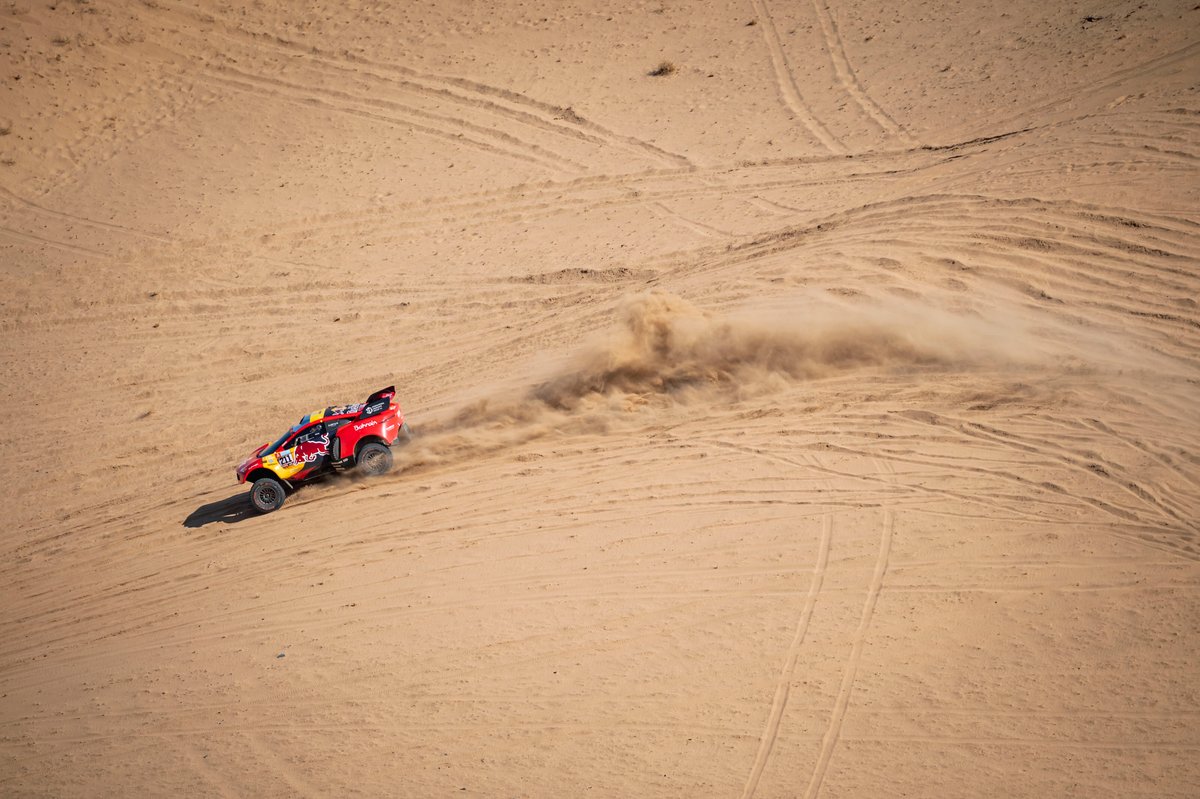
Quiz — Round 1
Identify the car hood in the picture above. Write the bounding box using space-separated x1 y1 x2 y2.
237 443 270 478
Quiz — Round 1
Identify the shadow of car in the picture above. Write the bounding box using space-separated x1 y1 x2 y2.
183 493 257 528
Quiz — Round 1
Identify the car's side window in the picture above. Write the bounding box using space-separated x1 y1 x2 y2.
285 426 311 449
297 423 325 444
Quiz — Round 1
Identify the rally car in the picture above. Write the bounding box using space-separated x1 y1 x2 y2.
236 386 411 513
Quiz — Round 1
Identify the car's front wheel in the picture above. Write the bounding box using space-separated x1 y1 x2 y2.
357 442 393 476
250 477 287 513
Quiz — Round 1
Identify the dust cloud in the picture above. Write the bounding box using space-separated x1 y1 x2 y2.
532 291 1017 407
391 291 1023 471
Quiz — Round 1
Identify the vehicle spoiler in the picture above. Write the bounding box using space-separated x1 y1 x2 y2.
358 386 396 419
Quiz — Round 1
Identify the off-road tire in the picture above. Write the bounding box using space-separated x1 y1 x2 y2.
357 442 393 477
250 477 287 513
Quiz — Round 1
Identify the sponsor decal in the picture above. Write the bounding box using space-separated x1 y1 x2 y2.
278 433 330 468
353 419 379 432
328 403 364 416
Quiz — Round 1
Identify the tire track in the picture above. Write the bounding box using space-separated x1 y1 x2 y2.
257 162 895 244
36 719 770 745
841 735 1200 750
136 0 691 169
803 479 893 799
193 66 580 173
336 53 694 169
741 510 831 799
867 707 1200 720
963 420 1197 529
956 40 1200 144
747 195 809 216
216 166 833 253
651 202 730 239
694 439 1053 525
0 186 172 245
146 147 944 251
115 5 585 173
749 0 845 153
900 411 1198 533
825 439 1198 563
1082 417 1200 492
0 226 113 259
197 58 586 172
822 440 1141 530
7 580 1197 690
653 191 1200 313
808 0 916 145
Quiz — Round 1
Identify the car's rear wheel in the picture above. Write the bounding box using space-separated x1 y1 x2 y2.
250 477 287 513
357 442 393 476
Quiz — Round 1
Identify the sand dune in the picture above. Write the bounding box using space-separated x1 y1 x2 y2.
2 0 1198 796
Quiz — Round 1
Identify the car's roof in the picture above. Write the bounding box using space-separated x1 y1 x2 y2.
293 403 365 429
266 402 371 451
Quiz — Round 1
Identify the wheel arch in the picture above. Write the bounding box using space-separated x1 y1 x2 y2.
354 435 389 460
246 468 286 487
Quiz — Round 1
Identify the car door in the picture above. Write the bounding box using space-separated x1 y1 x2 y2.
278 422 331 480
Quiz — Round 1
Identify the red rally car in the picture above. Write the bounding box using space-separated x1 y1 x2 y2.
236 386 411 513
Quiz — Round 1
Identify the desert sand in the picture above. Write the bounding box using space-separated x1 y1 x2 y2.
2 0 1198 796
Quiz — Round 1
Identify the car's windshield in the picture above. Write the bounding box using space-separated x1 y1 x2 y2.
264 424 301 455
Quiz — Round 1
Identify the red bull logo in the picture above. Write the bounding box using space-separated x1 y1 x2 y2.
278 433 330 468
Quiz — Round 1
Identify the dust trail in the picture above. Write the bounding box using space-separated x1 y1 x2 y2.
392 291 1025 472
530 291 1018 408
